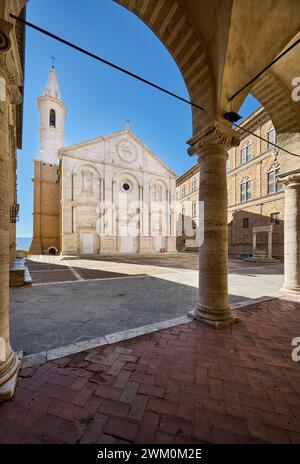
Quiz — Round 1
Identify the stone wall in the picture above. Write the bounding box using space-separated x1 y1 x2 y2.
29 160 60 254
227 111 284 257
177 109 285 257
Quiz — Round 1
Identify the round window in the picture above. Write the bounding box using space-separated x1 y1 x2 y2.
122 182 130 191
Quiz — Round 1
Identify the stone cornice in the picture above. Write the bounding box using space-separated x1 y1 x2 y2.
227 149 278 176
228 190 284 211
37 95 67 113
176 163 199 186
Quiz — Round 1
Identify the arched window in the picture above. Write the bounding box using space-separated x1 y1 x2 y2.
240 179 251 202
49 109 56 128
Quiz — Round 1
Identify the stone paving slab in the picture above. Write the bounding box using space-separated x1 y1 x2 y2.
10 255 284 355
1 296 300 444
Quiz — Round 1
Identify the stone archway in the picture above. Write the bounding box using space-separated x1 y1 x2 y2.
47 246 58 255
2 0 300 402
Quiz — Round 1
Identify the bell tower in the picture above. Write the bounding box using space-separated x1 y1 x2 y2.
38 64 66 164
29 64 66 255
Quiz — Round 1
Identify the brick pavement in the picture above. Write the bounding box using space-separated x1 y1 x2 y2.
1 295 300 444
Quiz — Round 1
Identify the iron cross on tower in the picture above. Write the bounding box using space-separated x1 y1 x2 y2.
50 55 56 68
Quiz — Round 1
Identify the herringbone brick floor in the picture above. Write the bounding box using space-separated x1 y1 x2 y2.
1 296 300 444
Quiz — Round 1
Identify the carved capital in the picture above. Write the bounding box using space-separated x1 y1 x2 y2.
187 121 240 157
0 19 23 105
278 172 300 188
0 19 13 53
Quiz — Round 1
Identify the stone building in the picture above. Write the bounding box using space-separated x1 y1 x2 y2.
30 66 177 256
175 163 199 251
227 107 284 258
176 107 284 258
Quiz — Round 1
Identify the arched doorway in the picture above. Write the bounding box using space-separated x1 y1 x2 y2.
48 247 57 256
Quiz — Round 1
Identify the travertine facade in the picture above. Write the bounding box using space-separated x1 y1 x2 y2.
60 131 177 255
176 108 285 258
30 67 177 256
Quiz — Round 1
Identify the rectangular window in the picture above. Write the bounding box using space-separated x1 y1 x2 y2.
268 168 283 193
268 129 276 150
275 168 283 192
271 212 280 225
243 217 249 229
181 187 186 198
246 144 252 162
241 144 251 164
226 159 230 173
191 179 197 192
192 202 197 217
241 147 246 165
268 170 275 194
241 180 251 202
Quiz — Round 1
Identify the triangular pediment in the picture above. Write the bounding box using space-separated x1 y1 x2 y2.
59 130 177 177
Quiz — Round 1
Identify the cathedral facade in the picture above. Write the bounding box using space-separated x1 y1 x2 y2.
29 67 177 256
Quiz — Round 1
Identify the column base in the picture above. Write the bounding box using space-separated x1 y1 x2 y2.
280 285 300 295
188 306 240 330
0 353 23 403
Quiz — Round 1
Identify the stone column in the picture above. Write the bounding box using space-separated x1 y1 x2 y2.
280 173 300 292
268 229 272 259
188 122 240 329
0 76 21 401
253 232 257 255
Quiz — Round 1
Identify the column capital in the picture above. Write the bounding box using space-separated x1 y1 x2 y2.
0 19 23 105
278 172 300 187
0 18 13 53
187 121 240 157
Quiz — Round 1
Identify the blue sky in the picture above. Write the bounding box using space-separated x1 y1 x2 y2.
17 0 260 237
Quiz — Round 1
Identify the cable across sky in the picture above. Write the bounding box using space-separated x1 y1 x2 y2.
10 13 299 158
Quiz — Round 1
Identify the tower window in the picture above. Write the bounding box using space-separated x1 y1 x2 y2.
50 109 56 128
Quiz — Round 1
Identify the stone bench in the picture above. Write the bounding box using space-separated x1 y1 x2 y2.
9 257 32 287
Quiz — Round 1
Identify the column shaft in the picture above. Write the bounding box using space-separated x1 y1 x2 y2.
283 177 300 292
188 133 239 329
0 92 20 402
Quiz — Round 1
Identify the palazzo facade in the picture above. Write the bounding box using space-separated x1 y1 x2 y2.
176 107 285 258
